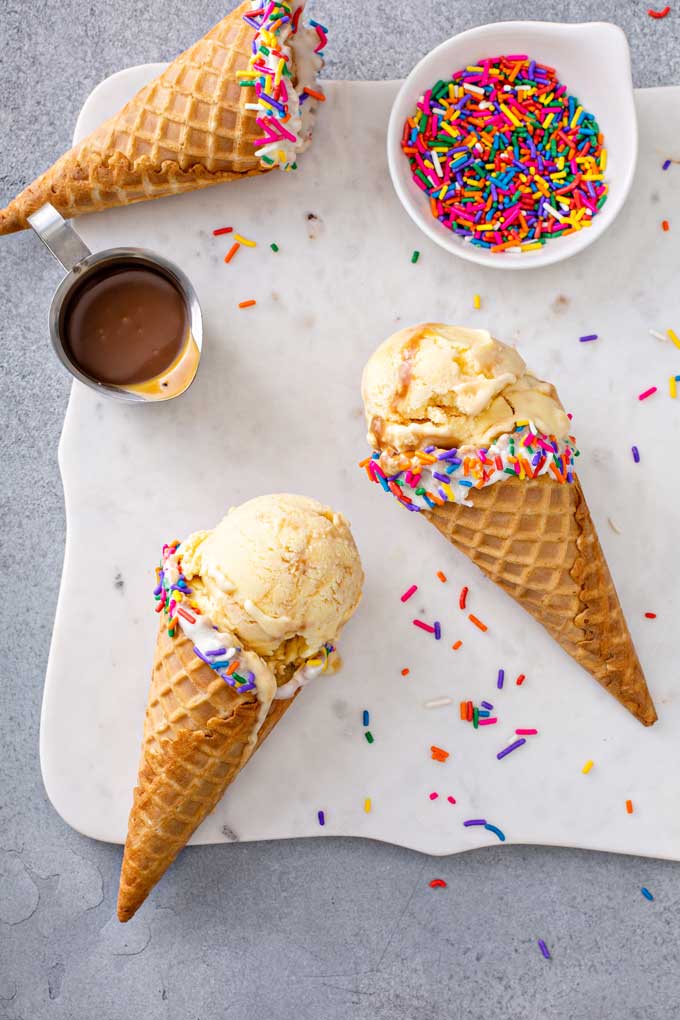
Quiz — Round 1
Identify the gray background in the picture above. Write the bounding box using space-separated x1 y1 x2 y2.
1 1 678 1017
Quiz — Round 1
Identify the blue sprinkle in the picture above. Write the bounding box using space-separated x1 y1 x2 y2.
663 159 672 170
362 709 370 727
641 886 654 901
484 823 506 842
459 479 473 488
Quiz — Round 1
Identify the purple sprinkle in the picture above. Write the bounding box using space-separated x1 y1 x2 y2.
153 583 163 596
434 621 441 640
481 701 494 711
205 647 227 658
538 939 551 960
193 645 211 665
497 668 505 690
463 818 487 827
663 159 672 170
632 446 640 463
437 449 459 461
433 472 450 483
318 810 325 826
497 738 526 760
579 334 598 342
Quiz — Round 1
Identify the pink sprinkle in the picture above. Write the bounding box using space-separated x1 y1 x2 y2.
447 795 457 804
638 386 658 401
516 728 538 735
478 717 498 726
401 584 418 603
413 620 436 634
429 792 439 801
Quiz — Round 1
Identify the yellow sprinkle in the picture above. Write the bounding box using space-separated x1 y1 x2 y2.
667 329 680 349
515 419 529 427
275 58 285 86
473 294 481 310
556 156 565 171
441 482 455 500
599 149 608 172
233 233 256 248
521 242 544 251
440 121 459 139
543 112 554 129
582 760 594 775
364 798 372 813
570 105 583 129
671 376 677 399
500 103 521 127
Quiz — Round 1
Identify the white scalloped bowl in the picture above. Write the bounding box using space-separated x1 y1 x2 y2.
387 21 638 270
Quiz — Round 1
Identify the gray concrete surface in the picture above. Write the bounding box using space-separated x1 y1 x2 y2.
1 2 679 1017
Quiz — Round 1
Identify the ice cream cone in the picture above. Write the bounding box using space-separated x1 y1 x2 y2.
117 621 301 923
0 1 325 234
425 476 656 726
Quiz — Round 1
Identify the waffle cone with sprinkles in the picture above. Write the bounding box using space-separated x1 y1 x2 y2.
117 620 302 923
425 476 656 726
0 0 326 234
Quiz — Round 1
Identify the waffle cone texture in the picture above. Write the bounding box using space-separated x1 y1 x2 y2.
0 1 270 234
425 475 656 727
117 621 300 922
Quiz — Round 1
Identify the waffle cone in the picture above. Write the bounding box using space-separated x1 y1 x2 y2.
0 1 271 235
117 620 301 922
425 476 656 726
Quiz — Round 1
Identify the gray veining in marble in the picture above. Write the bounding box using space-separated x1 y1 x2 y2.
2 2 680 1018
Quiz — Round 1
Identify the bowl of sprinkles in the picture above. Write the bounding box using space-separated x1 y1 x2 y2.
387 21 637 268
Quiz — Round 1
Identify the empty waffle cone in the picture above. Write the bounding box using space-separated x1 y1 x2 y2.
117 621 301 923
425 475 656 726
1 1 276 234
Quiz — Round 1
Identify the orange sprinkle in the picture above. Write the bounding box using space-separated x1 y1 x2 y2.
431 746 450 762
662 220 670 231
437 571 447 583
460 701 467 720
226 660 240 676
401 668 410 676
626 799 634 814
224 242 240 263
238 299 257 309
452 640 463 651
468 614 488 632
303 87 326 102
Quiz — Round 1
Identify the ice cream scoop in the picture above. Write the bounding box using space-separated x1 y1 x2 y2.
179 493 364 669
362 324 570 467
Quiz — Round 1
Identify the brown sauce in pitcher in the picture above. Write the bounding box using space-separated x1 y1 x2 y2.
62 263 188 385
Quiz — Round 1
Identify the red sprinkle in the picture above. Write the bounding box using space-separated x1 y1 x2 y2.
401 584 418 602
516 674 526 686
645 612 657 619
459 586 469 609
413 619 436 633
662 220 670 231
401 667 410 676
177 606 196 624
648 5 670 16
468 613 488 632
213 226 233 236
429 879 447 888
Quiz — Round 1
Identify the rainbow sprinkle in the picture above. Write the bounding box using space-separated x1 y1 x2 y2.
401 56 608 253
538 939 552 960
641 886 654 901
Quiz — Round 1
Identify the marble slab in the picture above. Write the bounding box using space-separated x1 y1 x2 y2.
41 68 680 856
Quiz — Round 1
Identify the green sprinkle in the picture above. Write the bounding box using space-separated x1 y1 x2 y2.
291 162 298 170
411 250 420 264
504 467 516 475
261 155 274 165
415 486 426 495
365 731 375 744
270 242 279 252
473 707 479 729
239 81 252 88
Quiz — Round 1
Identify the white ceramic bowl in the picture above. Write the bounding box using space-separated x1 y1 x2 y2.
386 21 638 270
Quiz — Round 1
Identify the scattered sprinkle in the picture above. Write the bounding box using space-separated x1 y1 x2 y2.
516 673 526 686
447 795 457 804
484 823 506 842
401 584 418 602
437 570 448 583
425 697 454 709
649 5 671 17
429 792 439 801
429 879 447 888
497 737 526 760
538 939 551 960
478 717 498 726
213 226 233 236
608 517 622 534
233 233 256 247
401 667 410 676
582 759 594 774
468 613 488 632
463 818 487 827
238 299 257 309
667 328 680 349
671 375 680 398
638 386 657 401
270 242 279 252
452 640 463 651
434 621 442 640
481 701 494 710
641 886 654 901
626 799 634 814
473 294 481 310
663 158 672 170
364 798 372 813
632 445 640 463
650 329 667 341
579 333 598 343
645 612 657 619
516 728 538 735
411 250 420 264
362 709 370 726
431 745 450 762
662 220 670 231
365 731 375 745
459 586 468 610
224 242 240 263
413 619 436 634
497 668 505 690
318 810 325 826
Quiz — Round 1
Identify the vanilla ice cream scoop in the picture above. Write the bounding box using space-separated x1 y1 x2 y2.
362 324 570 459
179 494 364 666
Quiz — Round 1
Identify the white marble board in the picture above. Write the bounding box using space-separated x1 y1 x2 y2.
41 69 680 856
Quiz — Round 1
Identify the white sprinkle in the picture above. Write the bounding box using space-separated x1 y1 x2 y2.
431 150 443 178
244 103 260 111
424 697 454 709
464 82 485 96
607 517 622 535
649 329 667 342
544 203 567 223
